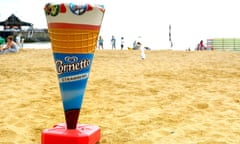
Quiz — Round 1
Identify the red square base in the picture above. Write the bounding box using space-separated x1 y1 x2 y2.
41 123 101 144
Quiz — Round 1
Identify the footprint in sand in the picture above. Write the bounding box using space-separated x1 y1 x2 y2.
0 129 17 140
195 103 209 109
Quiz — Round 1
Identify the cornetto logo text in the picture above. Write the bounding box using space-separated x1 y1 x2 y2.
56 56 90 74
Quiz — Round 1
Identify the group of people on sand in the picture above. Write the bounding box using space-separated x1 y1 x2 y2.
97 35 125 51
97 35 146 60
0 35 19 55
196 40 213 51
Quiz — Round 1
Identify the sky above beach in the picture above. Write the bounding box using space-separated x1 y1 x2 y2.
0 0 240 50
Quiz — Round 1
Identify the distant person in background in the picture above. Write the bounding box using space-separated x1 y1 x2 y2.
0 35 19 54
133 40 137 49
16 33 22 48
21 38 25 48
139 42 146 60
197 40 206 51
98 36 104 50
135 36 145 60
111 35 116 50
120 37 124 50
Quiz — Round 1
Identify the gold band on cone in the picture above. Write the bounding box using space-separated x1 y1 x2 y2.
48 28 99 53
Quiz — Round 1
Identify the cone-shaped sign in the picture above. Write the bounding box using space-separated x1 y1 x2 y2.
44 2 105 129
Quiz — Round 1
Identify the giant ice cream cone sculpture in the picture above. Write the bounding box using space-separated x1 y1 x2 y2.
44 2 105 129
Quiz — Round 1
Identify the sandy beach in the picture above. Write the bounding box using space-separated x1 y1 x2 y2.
0 49 240 144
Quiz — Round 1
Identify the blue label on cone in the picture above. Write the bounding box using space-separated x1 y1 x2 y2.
53 53 93 111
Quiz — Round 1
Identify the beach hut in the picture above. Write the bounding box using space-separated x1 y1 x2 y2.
208 38 240 51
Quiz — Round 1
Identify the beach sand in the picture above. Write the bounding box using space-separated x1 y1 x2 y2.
0 49 240 144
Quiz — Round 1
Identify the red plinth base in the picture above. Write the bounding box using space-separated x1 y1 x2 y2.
41 123 101 144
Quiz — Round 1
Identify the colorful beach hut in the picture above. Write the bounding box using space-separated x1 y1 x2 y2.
207 38 240 51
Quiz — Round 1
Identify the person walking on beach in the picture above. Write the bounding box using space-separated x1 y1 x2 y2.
120 37 124 50
98 36 104 50
139 42 145 60
111 35 116 50
135 36 145 60
0 35 19 55
133 40 137 49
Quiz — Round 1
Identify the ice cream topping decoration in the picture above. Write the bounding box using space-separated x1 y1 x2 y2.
44 3 104 16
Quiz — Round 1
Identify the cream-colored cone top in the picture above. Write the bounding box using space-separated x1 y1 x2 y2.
44 3 105 53
44 3 105 26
